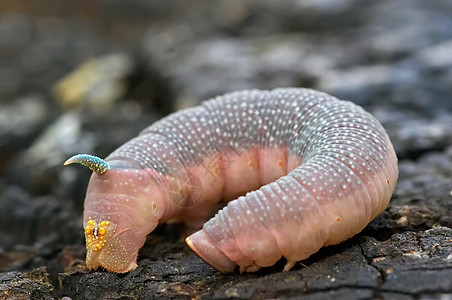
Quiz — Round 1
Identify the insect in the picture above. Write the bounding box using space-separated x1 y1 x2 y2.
65 88 398 273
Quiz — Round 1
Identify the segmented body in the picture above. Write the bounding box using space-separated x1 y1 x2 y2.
82 88 398 273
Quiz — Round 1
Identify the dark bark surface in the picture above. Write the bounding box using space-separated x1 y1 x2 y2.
0 1 451 299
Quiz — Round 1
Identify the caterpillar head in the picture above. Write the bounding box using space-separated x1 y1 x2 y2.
65 154 161 273
83 217 145 273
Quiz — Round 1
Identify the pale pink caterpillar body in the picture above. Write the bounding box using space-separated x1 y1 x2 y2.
65 88 398 273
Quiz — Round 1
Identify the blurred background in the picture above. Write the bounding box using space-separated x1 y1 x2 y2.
0 0 451 289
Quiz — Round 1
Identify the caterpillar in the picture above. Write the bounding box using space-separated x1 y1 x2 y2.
64 88 398 273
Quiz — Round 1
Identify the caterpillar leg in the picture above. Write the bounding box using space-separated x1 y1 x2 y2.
239 262 261 273
283 260 296 272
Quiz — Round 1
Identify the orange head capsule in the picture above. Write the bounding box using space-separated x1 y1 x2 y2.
84 220 113 252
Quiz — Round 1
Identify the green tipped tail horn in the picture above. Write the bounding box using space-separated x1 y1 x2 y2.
64 154 110 174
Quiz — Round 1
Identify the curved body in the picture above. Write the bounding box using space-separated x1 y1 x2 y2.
81 88 398 273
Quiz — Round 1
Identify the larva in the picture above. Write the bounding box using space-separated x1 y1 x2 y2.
65 88 398 273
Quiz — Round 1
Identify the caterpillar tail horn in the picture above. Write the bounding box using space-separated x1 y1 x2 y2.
64 154 110 175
